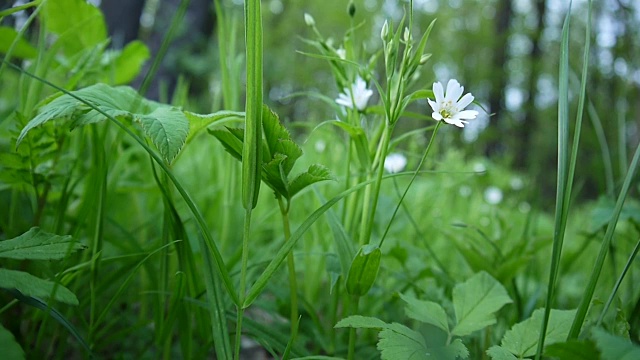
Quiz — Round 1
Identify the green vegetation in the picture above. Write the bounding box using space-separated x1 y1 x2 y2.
0 0 639 359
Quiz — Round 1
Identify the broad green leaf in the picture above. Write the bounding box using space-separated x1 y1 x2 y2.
399 293 449 333
0 227 85 260
136 106 190 163
592 327 640 360
501 308 576 357
111 40 150 85
0 26 37 59
288 164 334 199
486 346 518 360
544 340 600 360
185 110 245 144
378 323 428 360
451 271 512 336
0 269 78 305
42 0 107 56
346 244 381 296
0 324 24 360
334 315 389 329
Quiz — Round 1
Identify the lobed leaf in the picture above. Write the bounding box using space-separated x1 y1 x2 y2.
0 227 85 260
288 164 334 199
378 323 428 360
0 269 78 305
399 293 449 333
136 106 190 163
451 271 512 337
486 346 518 360
592 327 640 360
500 308 576 357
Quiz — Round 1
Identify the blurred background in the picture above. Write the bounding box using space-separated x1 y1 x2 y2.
5 0 640 204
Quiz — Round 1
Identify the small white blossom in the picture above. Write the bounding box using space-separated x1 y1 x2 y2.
484 186 503 205
336 47 346 60
384 153 407 173
335 76 373 111
428 79 478 128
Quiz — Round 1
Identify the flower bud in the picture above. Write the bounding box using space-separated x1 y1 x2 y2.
403 27 411 42
380 20 389 40
304 13 315 27
419 53 432 65
348 1 356 17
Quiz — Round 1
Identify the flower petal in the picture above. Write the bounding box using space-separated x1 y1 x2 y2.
456 93 474 109
457 110 479 120
336 94 353 108
432 82 445 103
432 112 443 120
445 79 463 103
427 99 440 112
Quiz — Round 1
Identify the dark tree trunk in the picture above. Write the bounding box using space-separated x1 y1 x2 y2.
515 0 546 168
100 0 146 48
485 0 513 157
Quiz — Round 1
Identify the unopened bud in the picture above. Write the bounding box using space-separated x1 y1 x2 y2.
304 13 315 27
419 53 432 65
348 1 356 17
380 20 389 40
403 27 411 42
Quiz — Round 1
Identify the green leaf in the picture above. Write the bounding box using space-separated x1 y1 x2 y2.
399 293 449 333
378 323 428 360
42 0 107 56
0 227 85 260
0 324 24 360
110 40 150 85
451 271 512 336
262 105 302 175
544 339 600 360
486 346 518 360
592 327 640 360
326 120 370 168
500 308 576 357
346 244 381 296
136 106 190 163
288 164 334 199
334 315 389 329
208 127 244 160
0 269 78 305
0 26 37 59
185 110 245 144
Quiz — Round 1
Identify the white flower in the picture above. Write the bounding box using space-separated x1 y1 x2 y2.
484 186 503 205
428 79 478 128
336 47 346 60
304 13 315 27
335 76 373 111
384 153 407 173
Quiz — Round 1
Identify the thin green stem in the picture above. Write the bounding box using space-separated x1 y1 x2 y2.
347 295 360 360
235 206 253 359
278 196 299 337
379 122 441 248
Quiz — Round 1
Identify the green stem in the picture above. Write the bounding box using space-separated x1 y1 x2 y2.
358 124 393 246
379 122 441 248
278 196 299 337
235 206 253 359
347 295 360 360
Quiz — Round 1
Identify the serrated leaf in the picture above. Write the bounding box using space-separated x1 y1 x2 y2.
399 293 449 333
544 339 600 360
486 346 518 360
378 323 428 360
42 0 107 56
346 244 381 296
288 164 334 198
0 324 24 360
0 26 37 59
0 227 85 260
262 153 289 196
136 106 189 163
501 308 576 357
592 327 640 360
17 84 156 146
261 105 302 175
334 315 388 329
0 269 78 305
451 271 512 336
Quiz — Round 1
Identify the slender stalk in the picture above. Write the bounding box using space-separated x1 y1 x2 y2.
379 122 441 248
278 196 299 336
235 207 253 359
347 295 360 360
